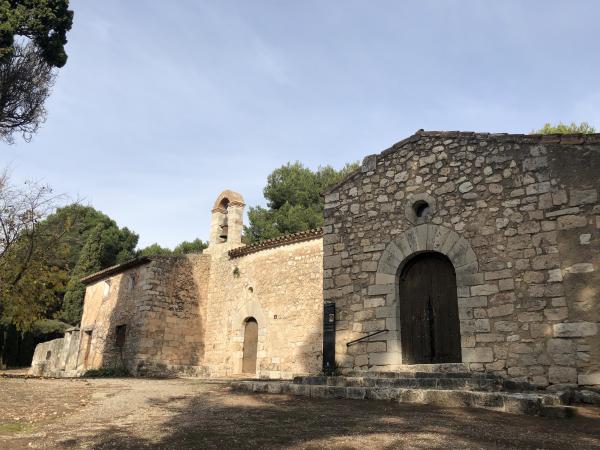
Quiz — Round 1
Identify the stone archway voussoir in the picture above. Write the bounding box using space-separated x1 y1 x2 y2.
377 242 404 275
378 225 479 283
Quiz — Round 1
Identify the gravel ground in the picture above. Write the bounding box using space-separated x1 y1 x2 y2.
1 376 600 449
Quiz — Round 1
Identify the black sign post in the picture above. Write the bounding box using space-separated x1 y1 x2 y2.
322 302 336 374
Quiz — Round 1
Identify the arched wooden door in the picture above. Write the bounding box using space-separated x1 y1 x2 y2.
242 318 258 373
399 253 462 364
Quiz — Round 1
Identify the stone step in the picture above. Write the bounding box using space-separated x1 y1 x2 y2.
230 381 576 418
299 371 500 382
294 376 500 392
293 375 536 392
346 363 469 375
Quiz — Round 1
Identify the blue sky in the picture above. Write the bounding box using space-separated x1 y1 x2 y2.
2 1 599 248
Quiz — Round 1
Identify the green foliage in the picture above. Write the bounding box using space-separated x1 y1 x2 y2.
83 366 130 378
137 243 172 257
31 318 70 335
0 174 69 330
533 122 597 135
138 238 208 257
42 204 135 270
59 219 138 325
173 239 208 254
0 244 69 330
0 0 73 68
0 422 32 433
244 162 359 242
321 361 343 377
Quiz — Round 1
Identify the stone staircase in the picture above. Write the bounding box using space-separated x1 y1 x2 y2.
230 365 576 418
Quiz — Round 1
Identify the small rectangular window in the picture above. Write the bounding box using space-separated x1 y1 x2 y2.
115 325 127 348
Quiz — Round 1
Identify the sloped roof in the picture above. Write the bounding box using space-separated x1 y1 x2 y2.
228 228 323 258
80 257 151 285
322 129 600 196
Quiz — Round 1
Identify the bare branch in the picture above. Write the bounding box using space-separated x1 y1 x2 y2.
0 42 56 144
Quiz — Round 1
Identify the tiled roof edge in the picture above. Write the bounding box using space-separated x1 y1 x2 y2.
228 228 323 259
80 257 152 285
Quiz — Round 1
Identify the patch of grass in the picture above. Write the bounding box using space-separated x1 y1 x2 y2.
320 361 343 377
84 366 130 378
0 422 32 434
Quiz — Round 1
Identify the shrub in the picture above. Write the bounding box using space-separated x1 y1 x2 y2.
83 366 130 378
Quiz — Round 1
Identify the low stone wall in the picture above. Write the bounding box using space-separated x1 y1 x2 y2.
29 328 80 377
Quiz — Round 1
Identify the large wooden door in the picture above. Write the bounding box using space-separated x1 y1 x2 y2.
399 253 462 364
242 318 258 374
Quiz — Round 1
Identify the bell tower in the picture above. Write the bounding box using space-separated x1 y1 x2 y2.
207 190 245 254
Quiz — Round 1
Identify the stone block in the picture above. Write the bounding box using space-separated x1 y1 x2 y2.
324 255 342 269
530 323 552 338
367 284 394 296
462 347 494 363
564 263 594 274
553 322 598 337
495 321 518 333
458 296 487 308
375 273 395 285
471 284 499 296
498 278 515 291
543 308 568 321
364 297 385 308
557 215 587 230
548 366 577 384
518 312 543 322
487 303 514 318
523 156 548 171
570 189 597 206
375 306 395 319
346 387 367 399
547 338 575 354
578 373 600 386
484 269 512 281
525 182 551 195
334 274 352 287
367 341 387 353
531 255 559 270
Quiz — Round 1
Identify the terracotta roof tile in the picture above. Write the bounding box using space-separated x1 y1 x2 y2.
228 228 323 258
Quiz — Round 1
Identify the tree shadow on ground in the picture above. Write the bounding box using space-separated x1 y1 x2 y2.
62 386 600 450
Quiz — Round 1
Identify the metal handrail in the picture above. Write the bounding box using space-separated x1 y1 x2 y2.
346 329 389 347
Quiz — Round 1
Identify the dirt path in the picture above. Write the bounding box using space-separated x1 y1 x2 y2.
1 377 600 449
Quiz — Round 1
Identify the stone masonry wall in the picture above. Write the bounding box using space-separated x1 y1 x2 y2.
203 238 323 379
79 264 151 373
72 236 321 379
133 255 209 375
323 131 600 388
77 255 210 376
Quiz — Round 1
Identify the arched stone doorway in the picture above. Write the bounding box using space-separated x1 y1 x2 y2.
373 224 480 366
242 318 258 374
398 252 461 364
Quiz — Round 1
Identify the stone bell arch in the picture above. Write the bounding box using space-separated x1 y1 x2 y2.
207 190 245 254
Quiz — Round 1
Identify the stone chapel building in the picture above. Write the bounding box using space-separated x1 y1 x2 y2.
31 130 600 389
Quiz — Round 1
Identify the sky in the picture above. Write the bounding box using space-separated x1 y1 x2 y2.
2 0 599 248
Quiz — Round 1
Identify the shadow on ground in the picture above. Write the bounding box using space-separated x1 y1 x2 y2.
59 384 600 450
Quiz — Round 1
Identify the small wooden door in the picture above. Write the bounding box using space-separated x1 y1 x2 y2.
242 318 258 374
399 253 462 364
